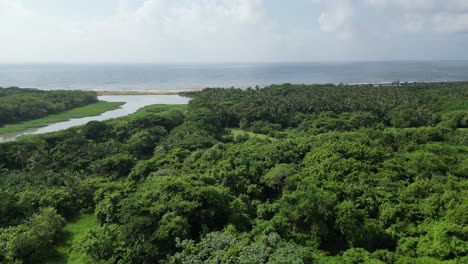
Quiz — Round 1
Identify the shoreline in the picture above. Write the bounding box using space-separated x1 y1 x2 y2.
3 80 467 95
93 88 203 96
91 80 468 95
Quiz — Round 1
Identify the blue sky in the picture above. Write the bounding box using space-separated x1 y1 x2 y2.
1 0 468 63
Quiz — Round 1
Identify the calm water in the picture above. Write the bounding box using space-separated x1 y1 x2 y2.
0 95 189 142
0 61 468 90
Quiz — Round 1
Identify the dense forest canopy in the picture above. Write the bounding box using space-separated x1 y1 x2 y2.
0 83 467 263
0 87 98 126
181 82 468 129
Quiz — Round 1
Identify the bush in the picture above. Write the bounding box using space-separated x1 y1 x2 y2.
0 207 65 263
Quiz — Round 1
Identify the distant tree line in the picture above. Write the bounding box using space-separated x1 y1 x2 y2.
181 82 468 129
0 87 98 126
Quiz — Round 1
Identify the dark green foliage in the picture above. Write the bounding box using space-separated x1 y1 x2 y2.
389 104 435 128
251 121 282 135
92 153 136 179
0 82 467 263
125 129 162 157
115 175 233 261
181 82 468 130
0 87 98 126
0 190 22 227
82 121 110 141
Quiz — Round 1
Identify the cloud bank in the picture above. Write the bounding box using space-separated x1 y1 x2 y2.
0 0 467 63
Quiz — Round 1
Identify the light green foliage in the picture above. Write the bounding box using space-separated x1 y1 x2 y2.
231 129 275 141
415 222 468 260
0 207 65 263
46 214 99 264
73 224 121 264
261 163 296 191
168 231 306 264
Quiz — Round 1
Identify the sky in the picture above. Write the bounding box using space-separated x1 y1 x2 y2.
1 0 468 63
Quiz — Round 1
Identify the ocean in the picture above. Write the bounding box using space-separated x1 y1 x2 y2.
0 61 467 91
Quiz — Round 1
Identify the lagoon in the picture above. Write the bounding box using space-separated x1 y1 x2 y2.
0 95 189 142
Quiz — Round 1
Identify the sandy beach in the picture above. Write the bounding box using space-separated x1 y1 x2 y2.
93 88 203 95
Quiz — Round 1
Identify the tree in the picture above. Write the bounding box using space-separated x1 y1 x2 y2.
74 224 121 264
0 207 65 263
82 121 110 141
261 163 296 193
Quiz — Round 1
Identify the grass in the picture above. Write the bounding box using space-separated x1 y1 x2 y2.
46 214 99 264
96 90 183 95
112 104 188 122
0 101 124 134
231 129 277 141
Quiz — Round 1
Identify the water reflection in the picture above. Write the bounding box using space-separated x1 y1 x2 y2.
0 95 190 142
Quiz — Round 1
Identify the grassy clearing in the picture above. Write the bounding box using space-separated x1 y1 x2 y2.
0 101 124 134
113 104 188 122
46 214 98 264
231 129 276 141
96 90 183 95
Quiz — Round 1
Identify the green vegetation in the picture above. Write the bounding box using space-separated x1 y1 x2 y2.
0 87 99 126
230 129 276 140
0 82 467 263
47 215 99 264
96 90 182 96
0 208 65 263
116 104 187 121
0 101 124 134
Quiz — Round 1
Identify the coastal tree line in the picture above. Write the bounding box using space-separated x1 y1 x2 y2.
0 87 98 126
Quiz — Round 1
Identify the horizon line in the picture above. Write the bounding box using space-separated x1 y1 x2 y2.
1 59 468 65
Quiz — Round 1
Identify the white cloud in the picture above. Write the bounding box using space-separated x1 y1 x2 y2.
362 0 387 7
318 0 356 39
0 0 29 17
400 13 425 32
363 0 435 9
0 0 467 63
364 0 468 33
110 0 268 53
364 0 468 11
0 0 281 63
433 12 468 33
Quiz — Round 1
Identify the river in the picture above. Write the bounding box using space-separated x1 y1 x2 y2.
0 95 190 143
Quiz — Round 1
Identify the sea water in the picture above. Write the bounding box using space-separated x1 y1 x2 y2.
0 61 467 91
